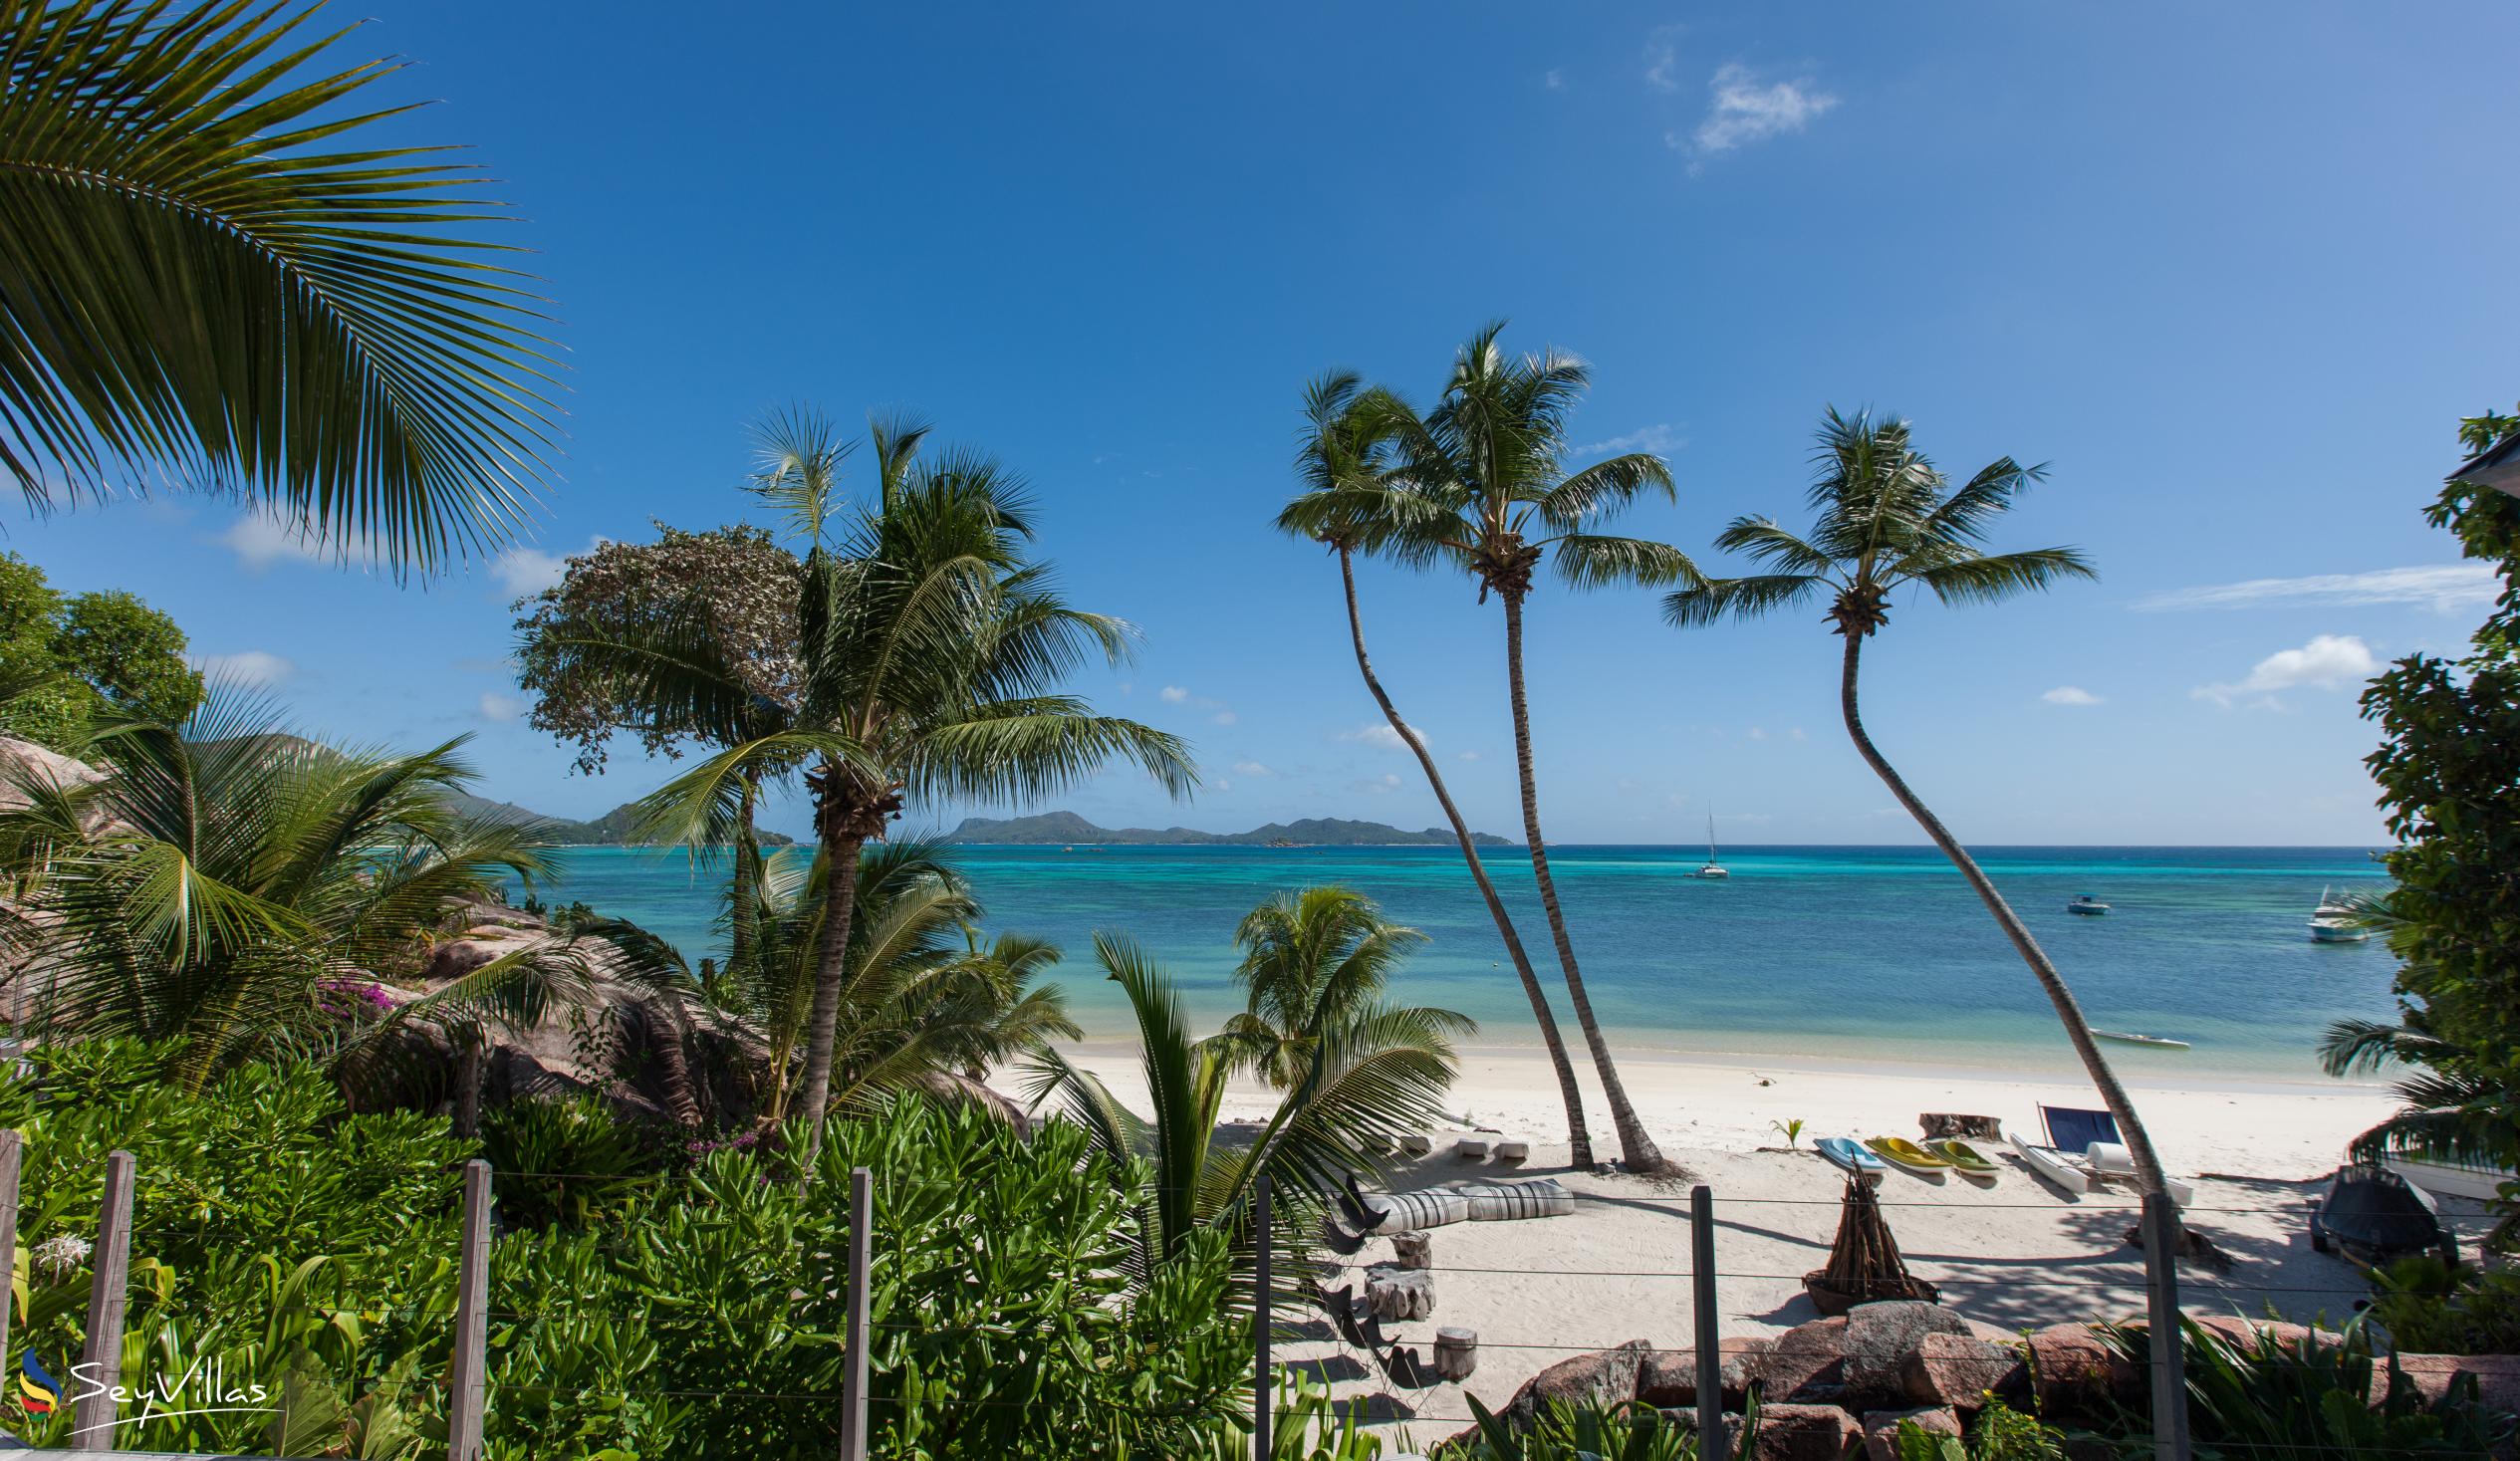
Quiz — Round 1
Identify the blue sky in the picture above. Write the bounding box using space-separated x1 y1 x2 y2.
16 3 2516 846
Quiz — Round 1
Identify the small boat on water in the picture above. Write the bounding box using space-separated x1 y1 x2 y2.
1816 1136 1885 1183
2309 886 2370 943
2093 1029 2191 1051
1865 1136 1952 1180
1690 815 1729 879
2066 894 2111 916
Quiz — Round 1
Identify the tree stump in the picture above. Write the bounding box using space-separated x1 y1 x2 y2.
1388 1230 1433 1271
1365 1264 1435 1322
1433 1327 1478 1381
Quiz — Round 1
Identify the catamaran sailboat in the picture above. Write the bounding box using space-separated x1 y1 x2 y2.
1690 816 1729 879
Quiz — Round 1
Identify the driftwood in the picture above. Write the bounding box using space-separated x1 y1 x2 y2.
1919 1112 2003 1140
1804 1176 1941 1316
1388 1230 1432 1271
1366 1264 1435 1322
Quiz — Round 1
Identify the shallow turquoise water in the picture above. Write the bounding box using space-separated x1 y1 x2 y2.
525 844 2396 1079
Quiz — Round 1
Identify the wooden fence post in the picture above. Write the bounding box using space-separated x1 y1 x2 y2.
0 1129 21 1381
841 1165 873 1461
1691 1184 1727 1461
72 1149 134 1452
1252 1174 1273 1461
446 1158 492 1461
2142 1191 2191 1461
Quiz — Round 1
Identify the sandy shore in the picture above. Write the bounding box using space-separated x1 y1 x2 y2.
1035 1040 2450 1445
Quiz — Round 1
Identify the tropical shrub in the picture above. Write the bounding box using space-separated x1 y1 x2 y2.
1890 1399 2062 1459
2096 1316 2511 1458
1445 1395 1717 1460
484 1097 1251 1459
2366 1255 2520 1356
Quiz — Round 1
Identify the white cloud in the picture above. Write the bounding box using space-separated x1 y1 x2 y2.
217 514 325 572
1572 423 1684 458
1643 35 1679 92
1747 726 1768 741
1685 64 1838 155
1339 722 1426 752
2042 685 2104 707
1457 750 1480 762
2133 565 2495 614
1787 727 1808 742
2193 634 2380 707
477 692 526 722
192 649 294 686
1232 759 1273 777
489 547 570 597
1159 686 1189 704
1544 68 1566 91
1211 711 1237 726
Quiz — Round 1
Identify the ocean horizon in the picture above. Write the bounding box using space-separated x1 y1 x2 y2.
524 842 2396 1083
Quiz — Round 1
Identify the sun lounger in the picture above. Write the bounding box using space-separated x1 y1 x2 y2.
2040 1103 2121 1153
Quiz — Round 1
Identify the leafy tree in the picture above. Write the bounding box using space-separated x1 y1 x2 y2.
1219 883 1469 1092
1277 372 1598 1164
1 0 560 572
590 410 1193 1145
2322 402 2520 1244
0 552 202 746
1307 325 1690 1174
1024 930 1467 1272
1663 407 2170 1195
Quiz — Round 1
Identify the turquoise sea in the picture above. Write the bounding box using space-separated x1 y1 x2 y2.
525 844 2396 1081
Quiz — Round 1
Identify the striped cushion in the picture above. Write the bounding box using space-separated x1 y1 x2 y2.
1446 1177 1575 1222
1360 1189 1471 1233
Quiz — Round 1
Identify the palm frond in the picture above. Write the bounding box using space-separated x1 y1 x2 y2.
1660 573 1831 627
1549 533 1700 590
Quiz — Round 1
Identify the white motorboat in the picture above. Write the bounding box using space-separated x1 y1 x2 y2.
1690 815 1729 879
2067 894 2111 915
2094 1029 2191 1050
2309 886 2370 943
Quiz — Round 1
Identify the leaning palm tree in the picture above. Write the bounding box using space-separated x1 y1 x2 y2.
1662 407 2167 1194
1023 931 1467 1274
1340 325 1691 1173
609 409 1194 1143
1219 884 1470 1093
1276 372 1599 1163
1 0 560 571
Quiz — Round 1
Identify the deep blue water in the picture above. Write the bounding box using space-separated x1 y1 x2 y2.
523 844 2396 1079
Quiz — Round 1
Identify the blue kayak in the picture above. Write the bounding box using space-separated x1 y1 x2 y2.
1817 1136 1886 1180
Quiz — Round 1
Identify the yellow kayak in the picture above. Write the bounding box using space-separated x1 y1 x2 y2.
1865 1136 1951 1178
1928 1138 2002 1181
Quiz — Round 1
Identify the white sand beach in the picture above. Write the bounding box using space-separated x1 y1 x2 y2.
1041 1040 2457 1444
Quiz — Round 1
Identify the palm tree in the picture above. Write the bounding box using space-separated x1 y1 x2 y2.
608 409 1194 1145
1662 407 2169 1194
1218 884 1471 1091
1342 325 1692 1173
671 837 1080 1124
1 0 560 572
1276 372 1600 1163
0 696 581 1092
1023 930 1466 1272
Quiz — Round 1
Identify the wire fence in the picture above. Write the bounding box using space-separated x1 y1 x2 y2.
3 1132 2511 1461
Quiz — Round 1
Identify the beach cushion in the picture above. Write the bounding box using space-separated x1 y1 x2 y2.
1446 1177 1575 1222
1361 1189 1470 1233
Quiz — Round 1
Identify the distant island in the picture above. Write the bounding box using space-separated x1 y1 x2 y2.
452 792 798 848
942 810 1510 848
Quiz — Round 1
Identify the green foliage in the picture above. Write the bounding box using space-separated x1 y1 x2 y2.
1446 1394 1712 1460
2366 1255 2520 1356
1218 885 1467 1091
0 1040 469 1455
1204 1373 1383 1461
2097 1317 2510 1458
477 1094 670 1231
2336 405 2520 1246
1890 1400 2062 1460
1771 1117 1806 1149
1 0 560 572
0 552 201 747
485 1098 1252 1459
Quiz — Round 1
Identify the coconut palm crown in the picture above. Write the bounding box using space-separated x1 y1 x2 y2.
1662 407 2171 1195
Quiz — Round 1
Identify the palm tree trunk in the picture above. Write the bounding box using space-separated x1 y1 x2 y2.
1336 545 1596 1165
731 775 760 979
795 828 867 1157
1500 591 1668 1173
1838 634 2168 1194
